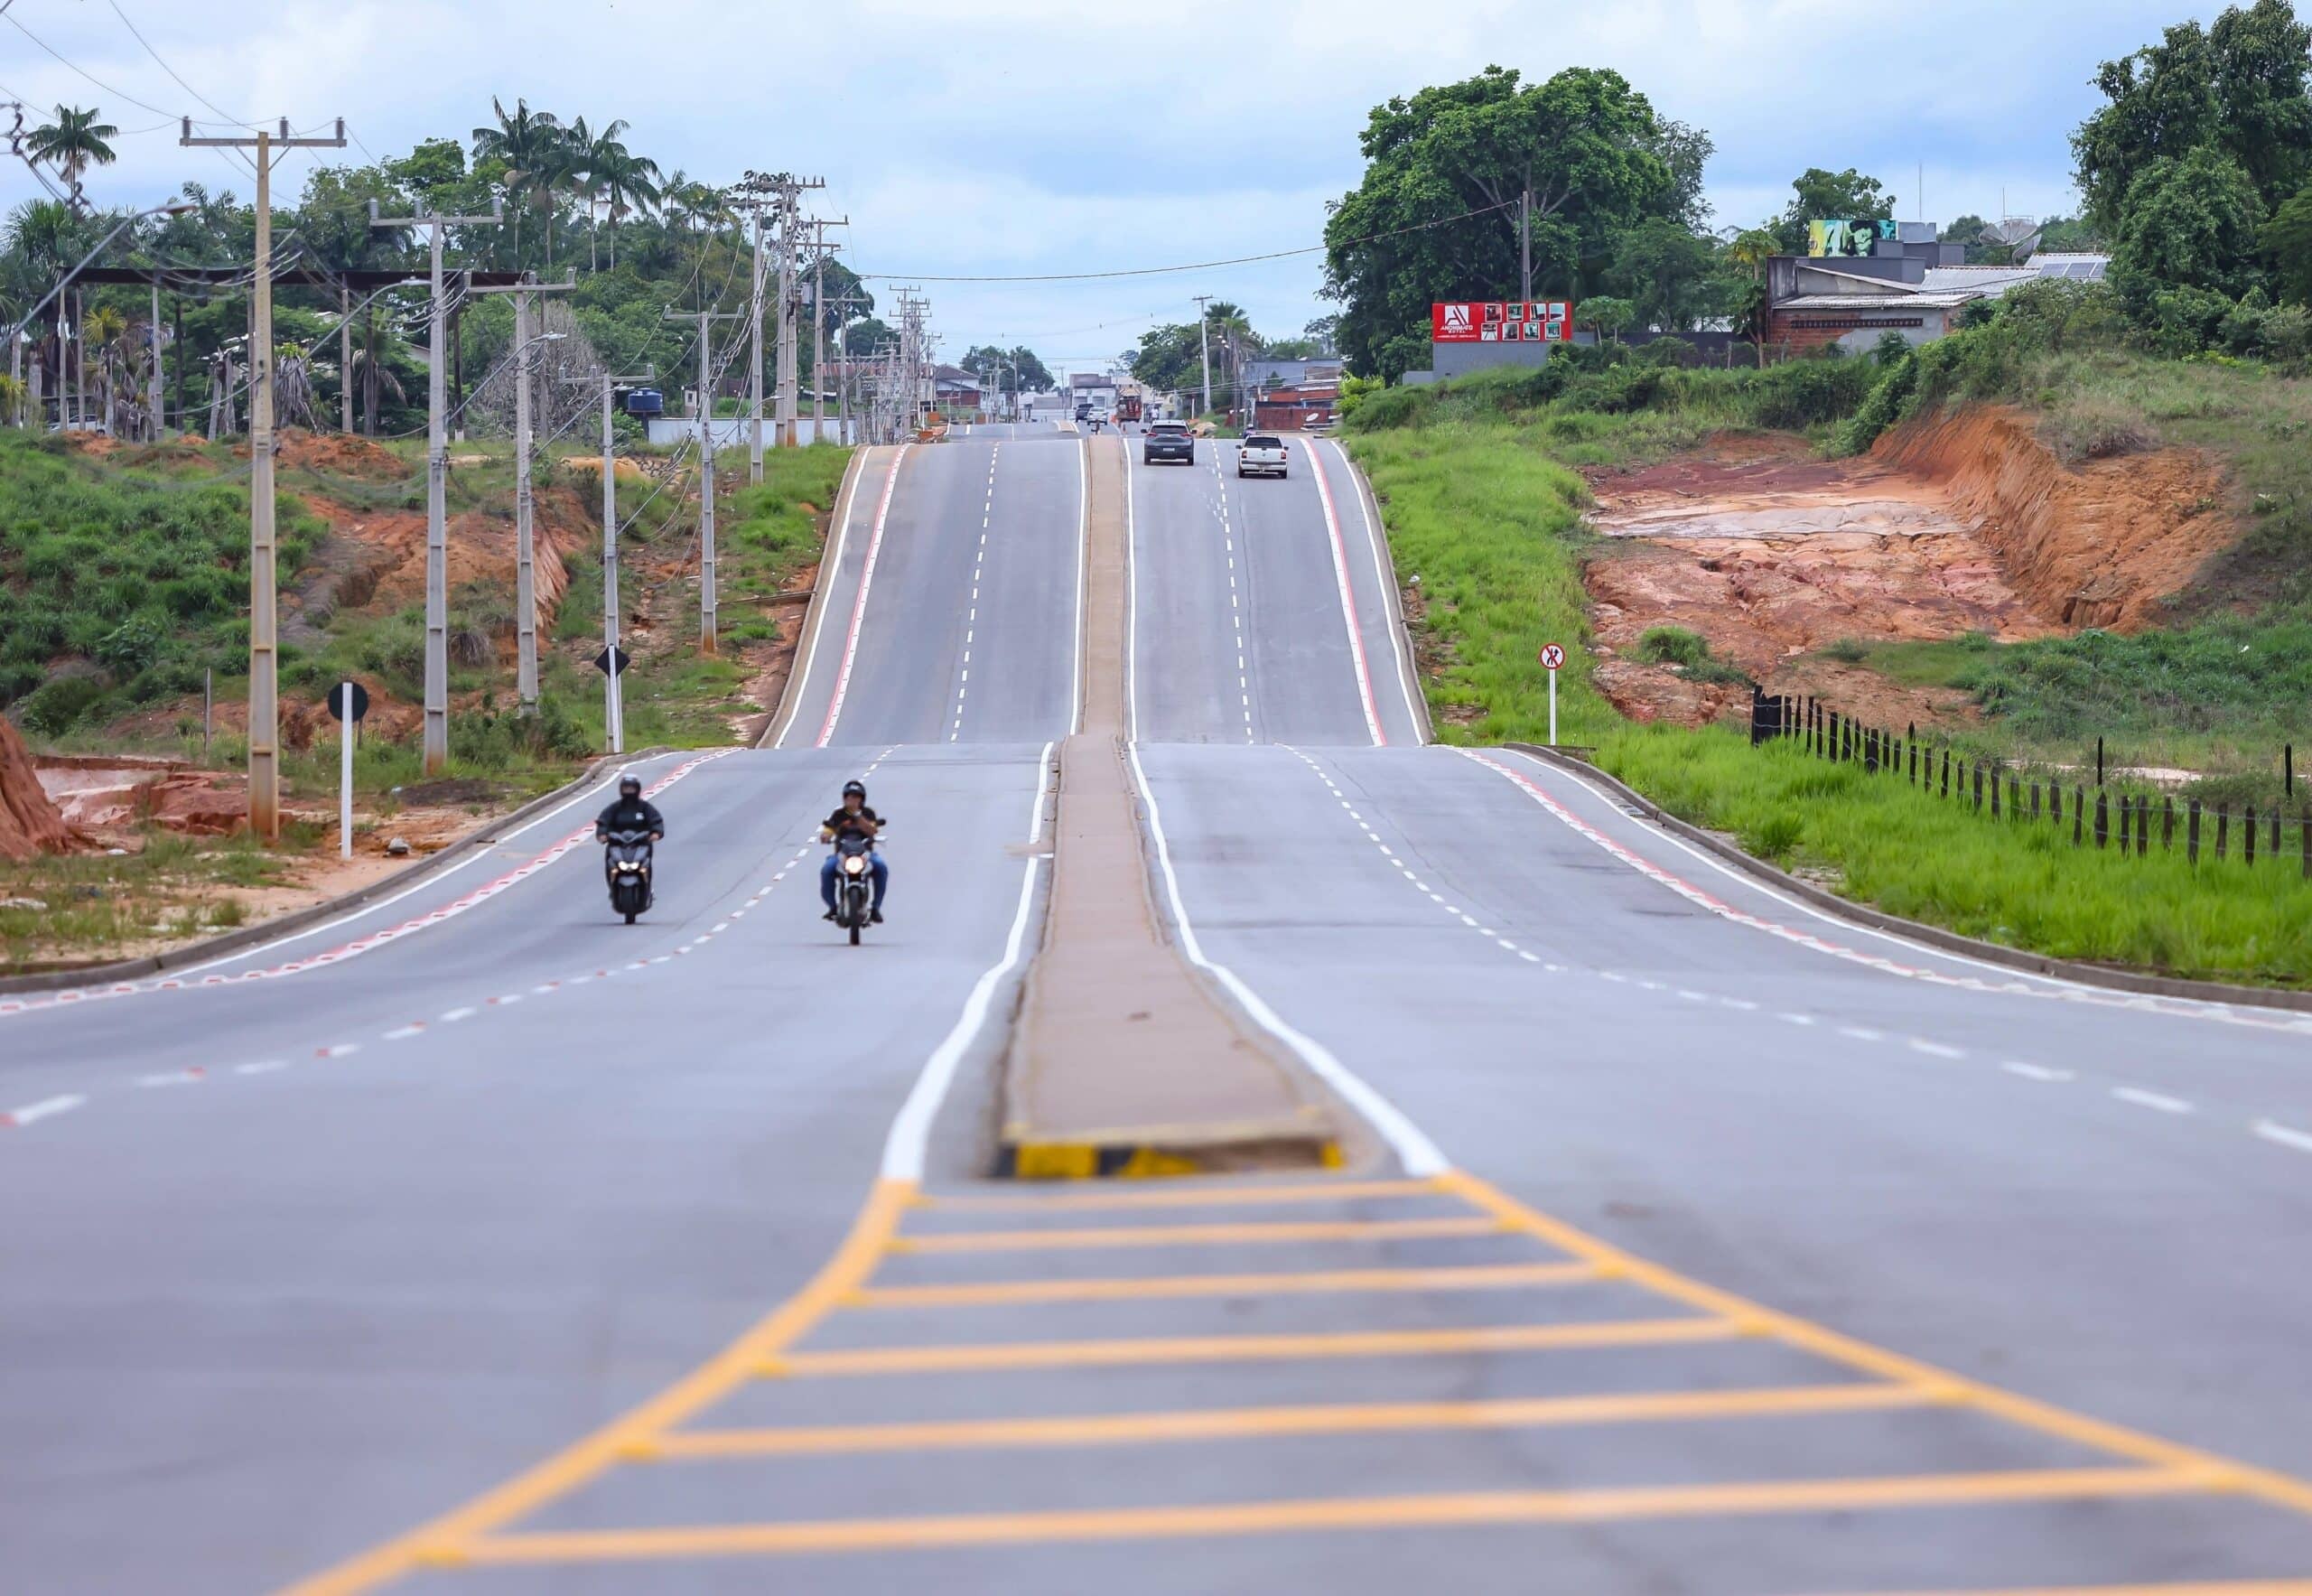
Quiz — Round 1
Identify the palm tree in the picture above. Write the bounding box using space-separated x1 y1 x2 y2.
0 372 27 427
581 122 659 267
82 304 127 432
1724 224 1779 368
26 107 119 215
349 315 406 435
471 98 562 267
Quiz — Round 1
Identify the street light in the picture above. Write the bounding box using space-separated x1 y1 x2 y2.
2 199 199 353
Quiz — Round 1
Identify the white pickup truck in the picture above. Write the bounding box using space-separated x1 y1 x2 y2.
1236 434 1290 479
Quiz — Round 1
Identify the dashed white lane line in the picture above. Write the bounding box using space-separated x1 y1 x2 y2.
2004 1062 2074 1083
384 1024 425 1041
1908 1039 1966 1059
316 1043 360 1059
2255 1119 2312 1154
4 1095 85 1127
135 1069 207 1087
1212 456 1254 742
439 1006 477 1023
234 1059 291 1077
955 448 1001 742
2114 1087 2195 1115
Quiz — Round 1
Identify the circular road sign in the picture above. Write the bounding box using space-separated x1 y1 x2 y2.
326 681 370 723
1539 644 1566 672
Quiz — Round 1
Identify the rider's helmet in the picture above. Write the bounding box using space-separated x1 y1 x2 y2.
842 779 867 802
619 775 642 799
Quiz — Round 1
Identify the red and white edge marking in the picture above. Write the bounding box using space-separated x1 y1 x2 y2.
1306 442 1385 748
815 444 912 748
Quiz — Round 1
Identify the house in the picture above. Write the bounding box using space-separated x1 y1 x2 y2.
1252 381 1340 432
1765 227 2110 355
1068 371 1119 414
931 365 983 417
1244 359 1343 394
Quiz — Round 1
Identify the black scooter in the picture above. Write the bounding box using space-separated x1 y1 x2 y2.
602 828 655 923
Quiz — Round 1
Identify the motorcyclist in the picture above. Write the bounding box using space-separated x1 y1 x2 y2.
819 779 887 923
595 775 664 882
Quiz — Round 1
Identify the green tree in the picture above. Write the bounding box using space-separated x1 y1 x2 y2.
837 315 894 356
1604 217 1724 330
2263 182 2312 303
26 106 119 214
388 138 467 198
2110 145 2270 313
1322 64 1690 379
1577 295 1634 343
1773 168 1894 254
470 97 563 266
2073 0 2312 233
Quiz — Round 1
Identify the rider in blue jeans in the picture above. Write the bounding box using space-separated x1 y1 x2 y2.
820 779 888 922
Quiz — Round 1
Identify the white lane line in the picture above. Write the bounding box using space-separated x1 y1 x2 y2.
135 1068 207 1087
2253 1119 2312 1154
881 744 1057 1181
814 443 915 748
1132 744 1446 1176
4 1094 85 1127
1907 1039 1966 1059
439 1006 477 1022
2113 1087 2195 1115
383 1023 426 1041
1780 1013 1817 1027
1839 1026 1884 1042
2001 1061 2072 1082
316 1043 360 1059
234 1059 291 1076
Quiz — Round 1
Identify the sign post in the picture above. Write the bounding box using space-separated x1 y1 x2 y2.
593 646 633 754
1539 643 1566 746
325 681 371 859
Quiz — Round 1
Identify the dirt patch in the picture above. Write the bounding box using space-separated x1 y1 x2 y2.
732 565 818 744
276 429 408 480
1579 412 2241 728
2 717 77 862
1874 406 2235 630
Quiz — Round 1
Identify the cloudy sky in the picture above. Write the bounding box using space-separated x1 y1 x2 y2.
2 0 2224 371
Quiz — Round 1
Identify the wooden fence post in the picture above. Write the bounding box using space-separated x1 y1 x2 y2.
2247 806 2258 866
2302 808 2310 880
2094 789 2108 849
2162 795 2175 852
2031 782 2042 820
2270 807 2281 857
2074 789 2085 846
1973 764 1984 813
2217 804 2230 863
1940 750 1951 799
1990 767 2000 818
2188 798 2202 865
2117 795 2130 852
2137 798 2149 857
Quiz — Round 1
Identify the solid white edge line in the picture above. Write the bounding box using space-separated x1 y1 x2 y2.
880 742 1056 1181
1123 426 1140 744
816 443 914 748
1323 435 1426 746
7 1094 86 1126
1125 742 1448 1176
2252 1118 2312 1154
772 442 870 749
1485 745 2270 1019
1072 434 1089 736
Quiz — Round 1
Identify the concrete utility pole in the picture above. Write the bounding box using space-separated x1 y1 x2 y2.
800 217 846 440
666 307 745 653
468 275 573 714
1519 183 1534 306
817 290 866 443
370 196 501 774
1192 294 1213 420
148 278 163 440
568 366 655 752
181 117 344 838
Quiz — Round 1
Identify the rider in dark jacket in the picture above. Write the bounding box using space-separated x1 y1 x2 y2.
595 774 665 840
819 779 887 922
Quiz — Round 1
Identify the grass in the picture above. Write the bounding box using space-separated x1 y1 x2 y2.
1597 725 2312 985
1347 353 2312 984
0 827 303 970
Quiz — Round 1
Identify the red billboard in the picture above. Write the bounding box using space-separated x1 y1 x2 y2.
1432 300 1574 343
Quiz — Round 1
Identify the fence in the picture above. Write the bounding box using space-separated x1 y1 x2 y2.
1750 691 2312 879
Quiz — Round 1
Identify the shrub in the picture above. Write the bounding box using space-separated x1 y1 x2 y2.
1636 625 1710 668
15 674 112 734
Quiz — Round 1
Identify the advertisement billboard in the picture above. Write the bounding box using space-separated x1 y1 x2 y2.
1806 219 1897 259
1432 301 1574 343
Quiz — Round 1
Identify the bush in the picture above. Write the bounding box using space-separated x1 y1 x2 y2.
1636 624 1710 668
15 674 112 734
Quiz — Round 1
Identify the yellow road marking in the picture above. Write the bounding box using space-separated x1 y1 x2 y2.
448 1468 2221 1563
274 1179 916 1596
1437 1170 2312 1518
766 1317 1736 1377
890 1216 1506 1252
646 1383 1940 1458
849 1260 1599 1307
919 1177 1451 1212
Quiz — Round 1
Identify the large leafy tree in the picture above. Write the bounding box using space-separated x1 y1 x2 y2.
1771 168 1894 254
2074 0 2312 233
26 106 118 215
1605 217 1729 331
2111 145 2270 310
2265 182 2312 303
1322 65 1689 380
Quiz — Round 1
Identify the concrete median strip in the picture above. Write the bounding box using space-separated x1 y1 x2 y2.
1000 435 1341 1178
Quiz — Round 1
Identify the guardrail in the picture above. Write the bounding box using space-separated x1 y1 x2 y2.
1752 691 2312 878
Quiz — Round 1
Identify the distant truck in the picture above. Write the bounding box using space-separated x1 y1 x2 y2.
1114 394 1143 423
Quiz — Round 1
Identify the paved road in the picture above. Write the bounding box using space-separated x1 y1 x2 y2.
12 425 2312 1593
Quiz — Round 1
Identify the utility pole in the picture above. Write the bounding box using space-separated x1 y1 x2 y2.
800 218 845 440
371 196 501 774
1193 294 1213 420
567 365 655 752
1519 182 1533 305
666 306 745 653
819 290 866 443
181 117 344 838
147 276 163 440
468 275 573 715
732 180 774 484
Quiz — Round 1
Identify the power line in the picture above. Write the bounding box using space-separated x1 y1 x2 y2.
853 198 1517 283
102 0 245 126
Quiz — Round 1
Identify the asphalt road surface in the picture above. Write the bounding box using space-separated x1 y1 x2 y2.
8 431 2312 1593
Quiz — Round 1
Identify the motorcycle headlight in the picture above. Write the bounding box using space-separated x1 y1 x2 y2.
842 854 869 876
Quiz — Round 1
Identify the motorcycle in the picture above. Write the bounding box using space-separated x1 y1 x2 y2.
601 828 655 923
828 831 881 946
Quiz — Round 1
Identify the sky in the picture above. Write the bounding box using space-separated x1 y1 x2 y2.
0 0 2239 377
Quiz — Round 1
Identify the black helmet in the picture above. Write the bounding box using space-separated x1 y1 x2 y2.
842 779 867 799
619 775 642 798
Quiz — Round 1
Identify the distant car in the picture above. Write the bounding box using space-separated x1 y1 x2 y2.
1142 420 1195 465
1237 434 1289 478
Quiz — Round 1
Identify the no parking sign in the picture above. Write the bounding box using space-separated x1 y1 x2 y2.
1539 643 1565 671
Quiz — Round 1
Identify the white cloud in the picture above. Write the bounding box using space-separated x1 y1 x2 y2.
4 0 2218 353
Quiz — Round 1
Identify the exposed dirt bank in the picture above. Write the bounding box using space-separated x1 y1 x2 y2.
1580 409 2240 727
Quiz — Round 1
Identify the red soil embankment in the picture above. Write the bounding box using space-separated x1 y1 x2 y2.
1 716 76 862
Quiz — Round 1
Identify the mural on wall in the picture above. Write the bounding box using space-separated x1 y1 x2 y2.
1807 219 1898 258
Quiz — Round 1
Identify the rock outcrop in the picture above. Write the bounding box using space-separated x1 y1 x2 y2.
0 716 75 863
